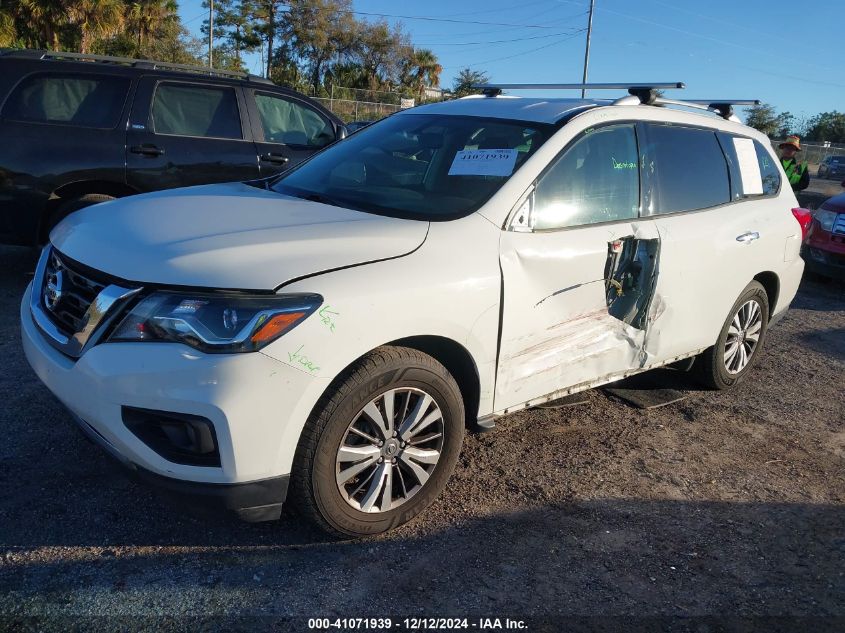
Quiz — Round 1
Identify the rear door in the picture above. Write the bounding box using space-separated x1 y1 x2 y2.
636 123 777 360
496 122 664 411
0 69 132 242
126 76 258 192
244 88 339 177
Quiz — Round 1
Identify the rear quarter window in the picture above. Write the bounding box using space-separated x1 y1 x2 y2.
719 133 781 197
642 124 731 215
2 73 130 128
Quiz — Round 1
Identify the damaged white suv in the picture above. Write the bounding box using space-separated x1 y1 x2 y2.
22 84 806 537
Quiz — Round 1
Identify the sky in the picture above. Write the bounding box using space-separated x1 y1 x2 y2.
177 0 845 124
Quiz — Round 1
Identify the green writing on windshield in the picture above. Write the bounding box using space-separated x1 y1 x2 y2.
612 156 637 170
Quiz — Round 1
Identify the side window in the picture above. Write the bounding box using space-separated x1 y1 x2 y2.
2 74 130 128
151 83 242 139
754 141 781 195
643 125 730 215
533 124 639 230
255 92 335 148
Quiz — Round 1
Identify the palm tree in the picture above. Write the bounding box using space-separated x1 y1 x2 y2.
68 0 125 54
18 0 67 50
127 0 178 57
409 49 442 103
0 11 17 48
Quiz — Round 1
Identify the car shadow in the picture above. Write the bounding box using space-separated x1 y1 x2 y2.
791 275 845 312
1 495 843 617
796 327 845 363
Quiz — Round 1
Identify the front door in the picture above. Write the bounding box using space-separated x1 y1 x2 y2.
245 89 339 178
126 77 259 192
496 123 664 411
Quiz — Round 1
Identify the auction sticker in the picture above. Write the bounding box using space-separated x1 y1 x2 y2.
448 149 518 177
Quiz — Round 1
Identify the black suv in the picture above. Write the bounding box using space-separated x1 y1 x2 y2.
0 49 346 245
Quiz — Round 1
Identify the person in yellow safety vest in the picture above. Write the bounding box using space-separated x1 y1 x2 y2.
779 134 809 192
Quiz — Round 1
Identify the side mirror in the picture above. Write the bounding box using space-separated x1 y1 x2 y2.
337 125 348 141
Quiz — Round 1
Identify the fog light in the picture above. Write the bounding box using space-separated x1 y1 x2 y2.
122 407 220 467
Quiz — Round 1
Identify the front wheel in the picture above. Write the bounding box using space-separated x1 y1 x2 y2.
693 281 769 390
290 346 465 537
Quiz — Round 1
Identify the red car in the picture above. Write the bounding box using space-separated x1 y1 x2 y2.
802 182 845 280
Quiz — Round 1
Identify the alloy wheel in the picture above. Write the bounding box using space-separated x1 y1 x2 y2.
335 388 445 513
723 299 763 374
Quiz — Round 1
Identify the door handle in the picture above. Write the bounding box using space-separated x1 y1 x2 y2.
736 231 760 243
260 153 290 165
130 144 164 157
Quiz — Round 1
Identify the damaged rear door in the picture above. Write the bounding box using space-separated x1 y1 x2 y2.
495 123 665 411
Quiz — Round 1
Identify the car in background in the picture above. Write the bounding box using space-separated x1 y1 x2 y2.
0 49 346 246
817 155 845 179
802 182 845 280
345 120 375 133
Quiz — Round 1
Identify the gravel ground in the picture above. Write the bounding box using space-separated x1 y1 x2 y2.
0 242 843 628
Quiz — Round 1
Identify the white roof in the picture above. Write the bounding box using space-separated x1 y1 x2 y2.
399 95 608 124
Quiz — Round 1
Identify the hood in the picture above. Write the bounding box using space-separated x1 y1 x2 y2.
50 182 428 290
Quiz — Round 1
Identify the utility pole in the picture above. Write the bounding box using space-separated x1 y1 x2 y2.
581 0 595 98
208 0 214 68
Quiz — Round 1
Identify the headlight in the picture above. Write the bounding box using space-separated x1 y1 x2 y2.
109 291 322 353
814 209 838 232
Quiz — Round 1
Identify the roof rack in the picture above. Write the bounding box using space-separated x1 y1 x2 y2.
0 49 273 84
472 82 685 102
470 82 758 122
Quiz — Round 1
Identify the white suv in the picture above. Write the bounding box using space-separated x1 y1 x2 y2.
21 84 806 537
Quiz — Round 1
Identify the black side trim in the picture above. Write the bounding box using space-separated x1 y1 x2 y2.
129 468 289 522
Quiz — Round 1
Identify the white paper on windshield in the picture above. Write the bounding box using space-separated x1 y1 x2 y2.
733 137 763 195
448 149 518 177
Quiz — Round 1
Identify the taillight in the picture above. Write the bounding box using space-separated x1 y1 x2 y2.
792 207 812 241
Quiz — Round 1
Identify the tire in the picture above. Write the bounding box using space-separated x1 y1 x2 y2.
290 346 465 538
43 193 115 242
693 281 769 390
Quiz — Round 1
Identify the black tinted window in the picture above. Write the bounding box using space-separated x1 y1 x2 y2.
152 84 242 139
255 93 335 148
2 74 129 128
533 124 639 229
643 125 730 214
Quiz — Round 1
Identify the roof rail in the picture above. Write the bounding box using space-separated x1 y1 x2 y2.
642 97 761 122
472 82 685 100
1 49 272 84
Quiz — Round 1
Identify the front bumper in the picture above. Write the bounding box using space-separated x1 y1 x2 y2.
21 282 325 521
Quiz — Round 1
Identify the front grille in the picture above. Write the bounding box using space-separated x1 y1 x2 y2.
42 250 107 336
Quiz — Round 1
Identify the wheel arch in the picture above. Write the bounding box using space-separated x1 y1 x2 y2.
311 335 481 431
753 271 779 320
387 335 481 429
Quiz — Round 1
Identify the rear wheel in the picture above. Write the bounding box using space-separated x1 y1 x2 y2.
693 281 769 390
290 346 465 538
43 193 115 242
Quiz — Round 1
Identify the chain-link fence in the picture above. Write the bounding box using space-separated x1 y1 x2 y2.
312 97 401 123
770 139 845 169
307 85 445 123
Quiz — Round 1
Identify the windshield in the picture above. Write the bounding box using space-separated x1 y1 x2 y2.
271 113 552 220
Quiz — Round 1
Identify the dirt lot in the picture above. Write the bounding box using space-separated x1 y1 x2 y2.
0 240 843 628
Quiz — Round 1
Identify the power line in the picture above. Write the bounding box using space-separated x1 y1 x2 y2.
279 5 568 29
439 0 561 18
445 29 587 70
417 30 585 47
